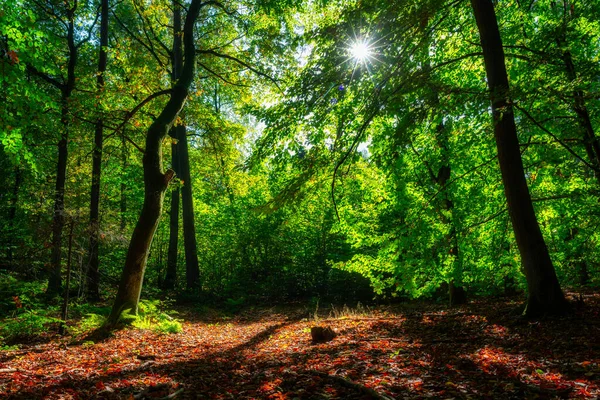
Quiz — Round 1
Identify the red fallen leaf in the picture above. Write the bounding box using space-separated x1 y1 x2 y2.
95 381 105 390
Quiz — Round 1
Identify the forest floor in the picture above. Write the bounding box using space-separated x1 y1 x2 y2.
1 291 599 399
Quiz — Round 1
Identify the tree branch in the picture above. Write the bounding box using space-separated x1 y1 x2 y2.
111 10 167 70
514 104 598 171
197 49 281 91
26 64 65 90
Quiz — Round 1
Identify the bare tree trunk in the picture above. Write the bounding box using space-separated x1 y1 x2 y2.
107 0 203 325
164 1 183 291
470 0 568 317
6 165 21 268
86 0 109 301
561 50 600 183
48 10 77 295
59 221 74 335
421 19 465 306
164 133 180 290
120 133 128 231
179 124 200 289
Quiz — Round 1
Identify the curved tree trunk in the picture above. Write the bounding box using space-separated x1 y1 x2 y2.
107 0 203 325
470 0 568 317
86 0 109 301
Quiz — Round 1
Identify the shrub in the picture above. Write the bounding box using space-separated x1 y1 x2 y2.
0 310 61 344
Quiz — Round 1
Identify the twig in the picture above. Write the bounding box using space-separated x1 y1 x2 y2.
0 368 17 373
159 388 184 399
307 371 396 400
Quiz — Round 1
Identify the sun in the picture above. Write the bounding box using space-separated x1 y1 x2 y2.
349 40 373 62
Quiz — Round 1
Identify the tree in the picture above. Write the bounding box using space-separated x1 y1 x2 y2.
107 0 204 325
86 0 109 301
24 0 82 295
470 0 569 316
164 1 183 291
164 0 200 290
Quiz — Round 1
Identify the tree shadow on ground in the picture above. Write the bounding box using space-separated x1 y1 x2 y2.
2 295 599 399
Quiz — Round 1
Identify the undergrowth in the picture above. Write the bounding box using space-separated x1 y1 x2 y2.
120 299 183 334
0 272 182 344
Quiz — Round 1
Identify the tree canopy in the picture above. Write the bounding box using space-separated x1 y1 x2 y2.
1 0 599 319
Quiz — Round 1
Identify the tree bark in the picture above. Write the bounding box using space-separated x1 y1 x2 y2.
107 0 203 325
561 50 600 185
551 2 600 184
164 1 183 291
48 9 77 295
6 165 21 268
422 20 465 306
470 0 568 316
86 0 109 301
164 133 180 290
59 221 74 335
179 123 200 289
120 133 128 231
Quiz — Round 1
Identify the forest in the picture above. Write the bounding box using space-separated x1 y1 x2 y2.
1 0 599 398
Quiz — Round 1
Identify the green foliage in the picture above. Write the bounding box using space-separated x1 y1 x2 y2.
1 0 599 313
0 273 48 316
120 300 182 334
67 304 111 336
0 310 61 344
69 313 106 336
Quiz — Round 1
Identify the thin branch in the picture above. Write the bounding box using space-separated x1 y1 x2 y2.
112 10 167 70
430 52 484 72
426 155 498 207
409 140 437 183
532 192 580 202
197 49 281 91
104 89 173 149
26 64 65 90
201 0 237 17
134 1 170 62
330 103 380 222
466 207 507 230
197 61 250 87
514 104 597 171
76 5 101 48
122 133 145 154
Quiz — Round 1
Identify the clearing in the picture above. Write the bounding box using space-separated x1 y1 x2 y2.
1 294 599 399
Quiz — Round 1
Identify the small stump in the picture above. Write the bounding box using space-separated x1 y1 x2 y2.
311 326 336 343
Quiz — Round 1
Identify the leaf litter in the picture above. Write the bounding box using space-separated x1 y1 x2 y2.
0 292 599 399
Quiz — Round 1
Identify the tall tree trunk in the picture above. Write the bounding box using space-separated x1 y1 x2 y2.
561 50 600 184
551 2 600 184
179 123 200 289
48 11 77 295
86 0 109 301
470 0 568 317
421 18 465 305
6 165 21 268
164 133 180 290
107 0 203 325
120 133 128 231
59 221 74 335
164 1 183 291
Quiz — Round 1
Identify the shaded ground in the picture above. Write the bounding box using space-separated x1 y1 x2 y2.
1 292 599 399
